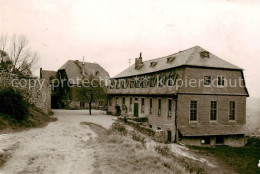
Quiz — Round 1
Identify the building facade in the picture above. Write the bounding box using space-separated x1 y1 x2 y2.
41 60 110 109
107 46 249 146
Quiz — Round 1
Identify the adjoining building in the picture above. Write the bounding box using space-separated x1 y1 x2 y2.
40 60 110 109
107 46 249 146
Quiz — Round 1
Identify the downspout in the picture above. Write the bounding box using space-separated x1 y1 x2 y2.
174 95 178 143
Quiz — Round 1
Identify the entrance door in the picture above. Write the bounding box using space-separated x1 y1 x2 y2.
134 103 139 117
80 101 85 109
167 130 172 142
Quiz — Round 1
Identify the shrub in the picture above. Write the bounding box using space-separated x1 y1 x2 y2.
108 121 127 136
130 131 146 146
155 144 171 157
246 137 260 147
0 87 28 120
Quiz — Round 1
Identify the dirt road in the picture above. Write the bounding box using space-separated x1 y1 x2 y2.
0 110 115 174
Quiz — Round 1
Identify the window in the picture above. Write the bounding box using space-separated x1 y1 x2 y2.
210 101 217 121
110 80 115 89
122 97 125 105
130 80 135 88
150 77 156 87
201 137 210 144
200 51 209 58
157 127 161 130
116 97 119 105
135 79 140 88
190 101 197 121
129 98 133 111
158 76 164 87
108 97 112 106
121 80 126 89
229 101 235 120
80 102 85 107
142 77 148 88
158 99 161 115
216 136 224 144
167 56 175 63
168 99 172 117
218 76 225 86
204 76 211 86
150 62 157 67
168 75 174 86
141 98 145 113
149 124 152 128
149 98 153 114
116 80 120 89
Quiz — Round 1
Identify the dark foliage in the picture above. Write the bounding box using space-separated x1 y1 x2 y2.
0 87 28 120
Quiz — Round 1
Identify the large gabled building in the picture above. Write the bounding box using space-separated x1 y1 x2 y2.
41 60 110 109
107 46 249 146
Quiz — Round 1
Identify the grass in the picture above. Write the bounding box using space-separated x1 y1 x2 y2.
82 121 216 174
83 122 188 174
0 105 57 133
189 137 260 174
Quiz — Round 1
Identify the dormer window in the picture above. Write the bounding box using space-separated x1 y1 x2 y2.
167 56 175 63
150 62 157 67
200 51 210 58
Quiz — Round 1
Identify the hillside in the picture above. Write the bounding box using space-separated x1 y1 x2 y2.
0 105 56 133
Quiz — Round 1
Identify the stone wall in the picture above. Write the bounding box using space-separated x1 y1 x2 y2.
0 72 51 114
108 95 176 142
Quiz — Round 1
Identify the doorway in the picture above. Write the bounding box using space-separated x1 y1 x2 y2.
216 136 224 144
134 103 139 117
167 130 172 142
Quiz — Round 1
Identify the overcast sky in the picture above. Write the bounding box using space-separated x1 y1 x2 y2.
0 0 259 97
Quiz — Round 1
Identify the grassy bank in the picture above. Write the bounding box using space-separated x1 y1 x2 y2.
83 122 187 174
189 138 260 174
0 105 57 133
82 122 214 174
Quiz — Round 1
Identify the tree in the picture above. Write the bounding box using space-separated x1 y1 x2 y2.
0 34 38 77
0 50 13 72
76 74 107 115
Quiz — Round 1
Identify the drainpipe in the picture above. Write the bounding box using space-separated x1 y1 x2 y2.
174 95 178 143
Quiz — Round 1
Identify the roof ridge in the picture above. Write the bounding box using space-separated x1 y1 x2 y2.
139 46 199 64
184 46 201 65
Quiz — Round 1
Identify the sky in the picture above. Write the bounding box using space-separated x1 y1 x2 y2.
0 0 260 97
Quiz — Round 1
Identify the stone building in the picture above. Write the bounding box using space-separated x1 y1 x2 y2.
107 46 249 146
40 60 110 109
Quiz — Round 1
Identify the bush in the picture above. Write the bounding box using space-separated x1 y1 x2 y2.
108 121 127 136
155 144 171 156
246 137 260 147
130 131 146 146
0 87 28 120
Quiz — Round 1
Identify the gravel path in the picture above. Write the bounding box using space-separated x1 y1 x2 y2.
0 109 115 174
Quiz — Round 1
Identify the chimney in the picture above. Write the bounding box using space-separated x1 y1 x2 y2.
40 68 42 78
135 52 143 69
82 56 85 76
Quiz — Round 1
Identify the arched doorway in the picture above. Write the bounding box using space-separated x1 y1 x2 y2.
134 103 139 117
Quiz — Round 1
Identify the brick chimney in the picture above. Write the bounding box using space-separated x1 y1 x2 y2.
135 52 143 69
